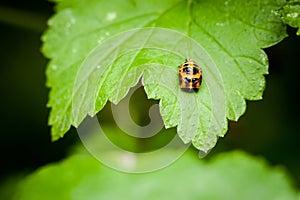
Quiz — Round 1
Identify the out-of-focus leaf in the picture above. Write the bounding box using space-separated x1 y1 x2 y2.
14 151 298 200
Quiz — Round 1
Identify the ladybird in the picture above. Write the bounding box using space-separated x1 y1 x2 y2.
178 59 202 92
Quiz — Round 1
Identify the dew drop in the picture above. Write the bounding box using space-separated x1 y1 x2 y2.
72 48 77 53
106 12 117 21
51 65 57 70
216 22 225 27
70 17 76 24
98 36 105 43
65 17 76 30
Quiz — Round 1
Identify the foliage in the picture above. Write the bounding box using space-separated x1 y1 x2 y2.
279 0 300 35
13 150 298 200
42 0 299 151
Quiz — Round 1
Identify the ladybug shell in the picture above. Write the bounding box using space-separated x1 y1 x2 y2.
178 59 202 92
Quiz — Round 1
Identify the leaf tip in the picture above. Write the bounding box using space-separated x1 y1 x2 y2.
50 124 71 142
51 134 60 142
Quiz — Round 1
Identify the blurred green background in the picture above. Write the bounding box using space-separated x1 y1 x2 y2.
0 0 300 197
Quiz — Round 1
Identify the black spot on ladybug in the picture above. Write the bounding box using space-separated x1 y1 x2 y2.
193 67 199 75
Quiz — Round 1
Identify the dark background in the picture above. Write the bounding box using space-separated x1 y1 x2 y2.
0 0 78 179
0 0 299 188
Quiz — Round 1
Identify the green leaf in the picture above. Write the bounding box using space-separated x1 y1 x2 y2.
42 0 287 151
13 151 298 200
279 0 300 35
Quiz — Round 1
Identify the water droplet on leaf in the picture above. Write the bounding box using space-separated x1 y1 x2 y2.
51 65 57 70
106 12 117 21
